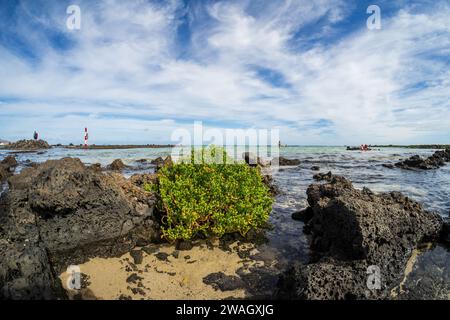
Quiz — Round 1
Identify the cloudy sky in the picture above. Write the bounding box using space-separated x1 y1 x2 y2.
0 0 449 145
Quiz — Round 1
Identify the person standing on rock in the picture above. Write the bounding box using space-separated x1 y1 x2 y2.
33 131 38 140
84 127 89 148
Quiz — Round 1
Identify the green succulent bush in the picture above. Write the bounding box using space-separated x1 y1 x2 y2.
146 146 273 241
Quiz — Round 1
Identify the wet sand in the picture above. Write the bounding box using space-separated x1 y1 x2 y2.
390 243 433 298
60 240 265 300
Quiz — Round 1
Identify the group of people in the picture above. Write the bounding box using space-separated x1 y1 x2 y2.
360 144 370 151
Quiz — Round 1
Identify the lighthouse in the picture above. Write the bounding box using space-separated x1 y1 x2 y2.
84 127 89 148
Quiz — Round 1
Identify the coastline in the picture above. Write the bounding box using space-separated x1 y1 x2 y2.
61 144 176 150
0 141 449 300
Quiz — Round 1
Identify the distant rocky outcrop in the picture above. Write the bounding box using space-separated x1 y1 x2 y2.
394 149 450 170
271 157 300 166
0 158 160 299
278 175 444 299
151 156 173 170
8 139 50 150
107 159 128 171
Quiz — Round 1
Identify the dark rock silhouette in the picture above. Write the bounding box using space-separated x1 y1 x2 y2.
278 175 443 299
107 159 127 171
271 157 300 166
395 148 450 170
8 139 50 150
0 158 160 299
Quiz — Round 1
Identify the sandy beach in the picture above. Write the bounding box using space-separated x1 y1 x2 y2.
60 240 263 300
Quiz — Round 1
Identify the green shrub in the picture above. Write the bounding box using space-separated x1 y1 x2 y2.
146 146 273 241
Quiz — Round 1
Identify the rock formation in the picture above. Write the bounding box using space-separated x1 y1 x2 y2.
278 175 444 299
107 159 127 171
395 148 450 170
0 158 160 299
271 157 300 166
7 139 50 150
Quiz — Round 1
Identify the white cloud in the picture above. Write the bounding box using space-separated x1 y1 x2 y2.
0 0 449 144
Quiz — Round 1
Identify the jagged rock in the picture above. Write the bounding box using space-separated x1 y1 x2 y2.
291 207 313 222
0 158 160 299
0 241 66 299
441 219 450 245
0 156 18 182
311 166 320 171
107 159 127 171
312 171 333 181
151 156 173 170
90 163 102 171
130 250 143 265
395 149 450 170
382 163 394 169
126 273 143 284
271 157 300 166
150 157 164 166
261 173 279 196
242 152 269 167
203 272 245 291
8 139 50 150
155 252 170 261
278 176 443 300
129 173 158 188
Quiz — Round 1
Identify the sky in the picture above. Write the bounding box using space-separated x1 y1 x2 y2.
0 0 449 145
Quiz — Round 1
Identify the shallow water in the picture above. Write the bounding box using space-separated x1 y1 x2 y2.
1 146 449 298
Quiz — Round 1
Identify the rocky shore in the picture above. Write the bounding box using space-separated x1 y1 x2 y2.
0 153 449 300
6 139 50 150
278 174 446 299
393 148 450 170
0 158 161 299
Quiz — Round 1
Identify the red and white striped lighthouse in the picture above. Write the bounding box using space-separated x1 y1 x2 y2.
84 127 89 148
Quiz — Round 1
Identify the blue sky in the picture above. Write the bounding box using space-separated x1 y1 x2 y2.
0 0 449 145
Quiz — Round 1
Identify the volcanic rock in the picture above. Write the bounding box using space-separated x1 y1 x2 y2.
0 157 160 299
395 149 450 170
129 173 158 188
203 272 245 291
271 157 300 166
8 139 50 150
312 171 333 181
151 156 173 170
107 159 127 171
278 175 444 299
